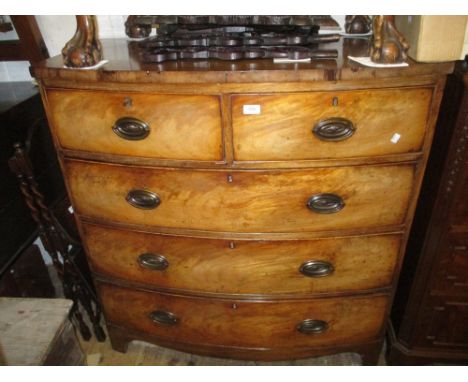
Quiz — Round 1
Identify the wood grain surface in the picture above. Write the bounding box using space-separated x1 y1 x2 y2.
31 39 454 85
65 159 415 233
97 282 388 349
46 89 223 161
82 222 400 295
232 88 432 160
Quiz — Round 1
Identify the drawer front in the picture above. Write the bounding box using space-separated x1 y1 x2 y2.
98 282 388 349
66 160 414 233
83 223 401 294
46 90 223 161
232 88 432 161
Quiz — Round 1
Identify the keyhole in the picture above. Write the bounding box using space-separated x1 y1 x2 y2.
332 97 338 106
123 97 133 108
227 174 233 183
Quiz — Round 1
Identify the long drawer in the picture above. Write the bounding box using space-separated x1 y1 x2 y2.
46 90 223 161
83 222 401 294
65 159 415 233
232 88 432 161
97 282 388 349
65 160 414 232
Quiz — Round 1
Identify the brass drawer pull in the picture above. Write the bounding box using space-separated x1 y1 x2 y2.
307 193 344 214
126 189 161 209
313 117 355 141
297 319 328 334
113 117 150 140
300 260 334 278
138 253 169 271
149 310 179 326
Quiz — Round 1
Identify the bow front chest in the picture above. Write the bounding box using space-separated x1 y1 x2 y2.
33 39 452 364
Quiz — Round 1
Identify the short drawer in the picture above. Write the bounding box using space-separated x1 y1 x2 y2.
83 223 400 295
97 282 388 349
232 88 432 161
65 159 414 233
46 89 223 161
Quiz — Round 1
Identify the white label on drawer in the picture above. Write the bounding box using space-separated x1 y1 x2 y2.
243 105 261 115
391 133 401 144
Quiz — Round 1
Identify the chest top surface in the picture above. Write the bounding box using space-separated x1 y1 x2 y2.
32 38 454 86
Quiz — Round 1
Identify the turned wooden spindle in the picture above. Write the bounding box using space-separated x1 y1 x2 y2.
62 15 102 68
370 15 410 64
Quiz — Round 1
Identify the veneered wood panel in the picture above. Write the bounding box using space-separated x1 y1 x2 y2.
65 159 415 233
32 38 454 85
82 223 401 295
232 88 432 161
46 90 223 161
97 282 388 349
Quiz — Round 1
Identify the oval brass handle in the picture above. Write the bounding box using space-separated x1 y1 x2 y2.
313 117 355 141
307 193 344 214
300 260 334 278
149 310 179 326
112 117 150 140
297 319 328 334
126 189 161 209
138 253 169 271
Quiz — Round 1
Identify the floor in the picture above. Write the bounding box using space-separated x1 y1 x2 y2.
77 325 387 366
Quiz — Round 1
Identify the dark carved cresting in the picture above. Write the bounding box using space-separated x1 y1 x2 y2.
125 15 152 39
131 15 341 63
345 16 372 34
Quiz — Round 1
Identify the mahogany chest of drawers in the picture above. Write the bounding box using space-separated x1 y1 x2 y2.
33 38 452 364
